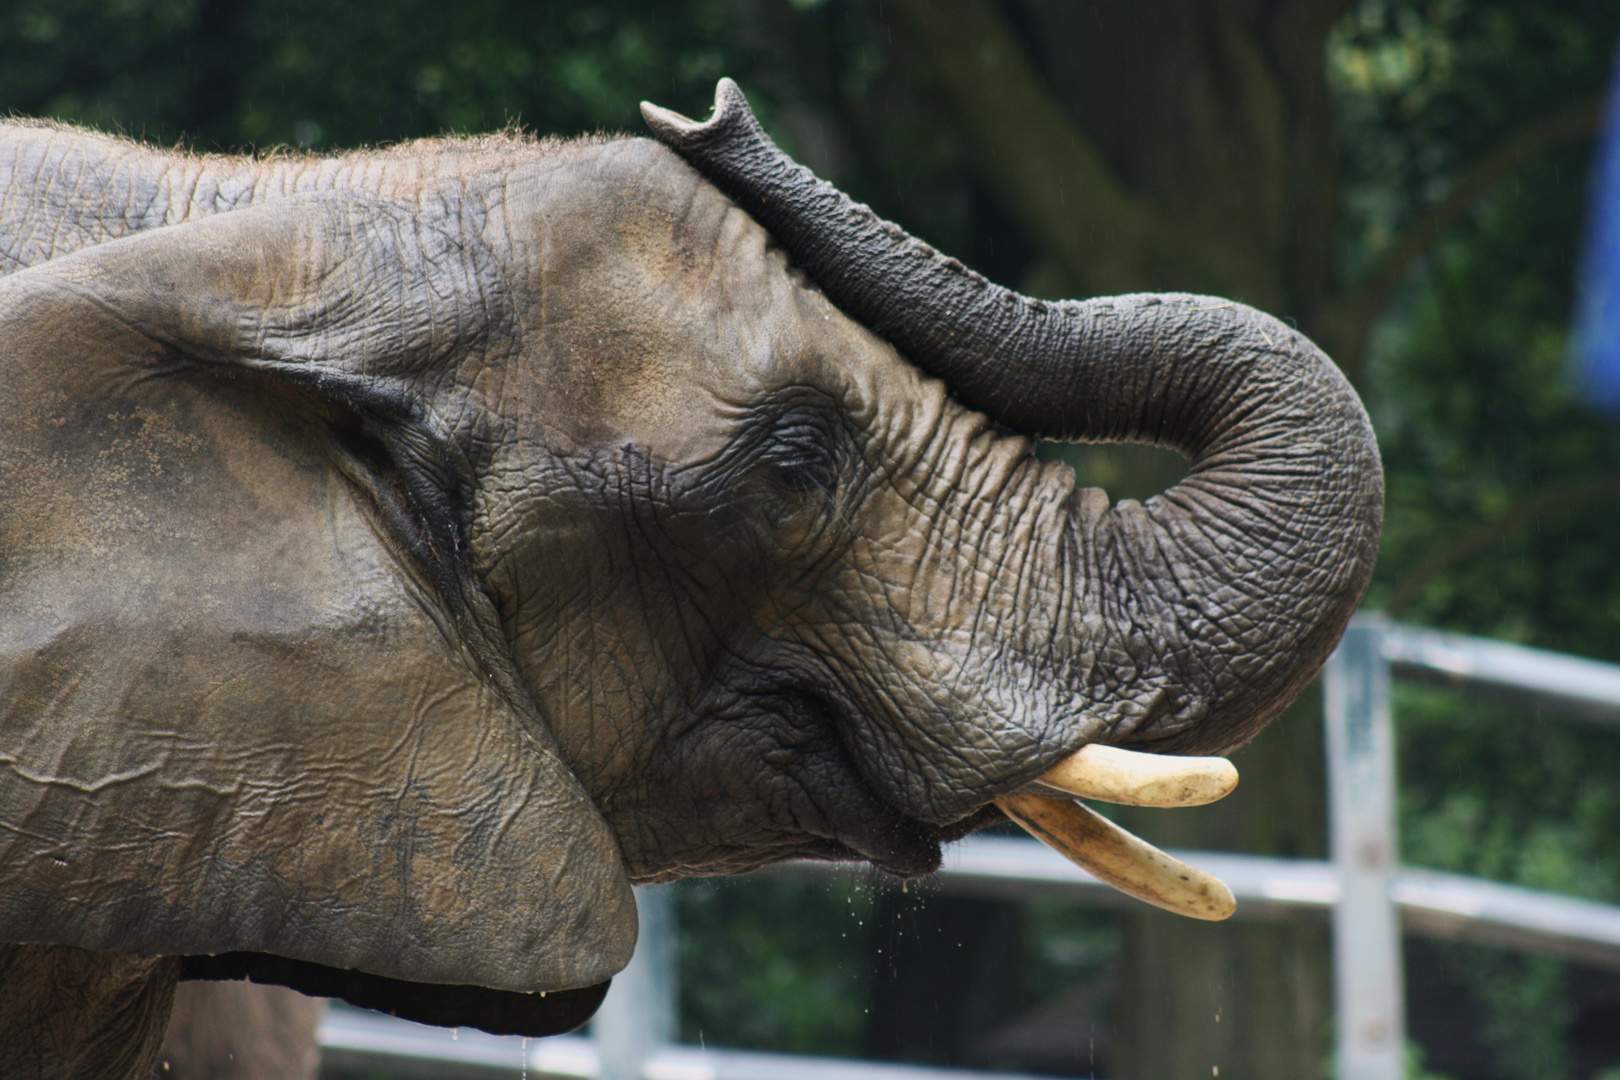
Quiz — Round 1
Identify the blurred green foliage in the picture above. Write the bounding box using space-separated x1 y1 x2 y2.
1338 2 1620 1076
0 0 727 148
674 875 1121 1065
676 877 875 1054
1395 682 1620 1079
1397 683 1620 902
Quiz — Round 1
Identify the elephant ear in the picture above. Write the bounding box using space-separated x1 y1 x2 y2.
0 195 636 1034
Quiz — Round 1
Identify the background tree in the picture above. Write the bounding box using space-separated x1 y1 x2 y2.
3 1 1619 1076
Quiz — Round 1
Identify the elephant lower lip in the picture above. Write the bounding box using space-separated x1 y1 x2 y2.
806 767 944 877
846 824 943 877
179 953 608 1037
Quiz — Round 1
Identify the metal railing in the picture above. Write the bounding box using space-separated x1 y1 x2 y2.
318 615 1620 1080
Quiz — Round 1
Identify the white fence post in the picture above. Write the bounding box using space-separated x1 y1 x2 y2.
1325 614 1406 1080
592 885 677 1080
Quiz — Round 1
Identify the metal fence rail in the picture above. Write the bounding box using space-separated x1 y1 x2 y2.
786 835 1620 970
318 1008 1058 1080
1383 621 1620 721
320 617 1620 1080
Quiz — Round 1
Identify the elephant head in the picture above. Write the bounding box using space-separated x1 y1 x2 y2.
0 81 1380 1042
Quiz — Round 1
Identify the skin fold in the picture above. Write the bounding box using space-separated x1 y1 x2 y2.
0 88 1380 1077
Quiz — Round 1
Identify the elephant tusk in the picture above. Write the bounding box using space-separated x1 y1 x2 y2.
1034 744 1238 808
995 792 1237 921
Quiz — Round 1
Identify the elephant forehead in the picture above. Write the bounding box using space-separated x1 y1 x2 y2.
488 138 917 466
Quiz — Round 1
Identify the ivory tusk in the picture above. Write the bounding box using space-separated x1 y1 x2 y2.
995 792 1237 921
1035 744 1238 808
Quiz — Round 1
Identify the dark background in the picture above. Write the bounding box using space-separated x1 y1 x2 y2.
7 1 1620 1076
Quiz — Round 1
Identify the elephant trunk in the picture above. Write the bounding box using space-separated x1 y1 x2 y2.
644 81 1382 756
1043 293 1381 753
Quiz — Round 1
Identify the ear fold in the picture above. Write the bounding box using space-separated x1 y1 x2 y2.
0 196 637 1002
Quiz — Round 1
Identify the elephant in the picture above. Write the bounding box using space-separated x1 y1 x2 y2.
0 79 1381 1078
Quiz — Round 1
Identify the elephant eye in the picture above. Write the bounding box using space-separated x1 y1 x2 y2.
763 412 839 516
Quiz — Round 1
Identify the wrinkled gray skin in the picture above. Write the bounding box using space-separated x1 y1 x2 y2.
0 94 1379 1078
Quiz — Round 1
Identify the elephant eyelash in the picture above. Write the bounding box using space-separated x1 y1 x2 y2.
770 454 834 495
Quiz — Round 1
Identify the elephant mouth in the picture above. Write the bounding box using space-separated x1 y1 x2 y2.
802 686 1244 918
761 683 948 878
723 679 1242 919
179 952 607 1038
